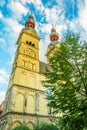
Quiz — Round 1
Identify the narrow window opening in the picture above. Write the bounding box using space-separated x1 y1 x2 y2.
26 41 28 44
29 42 31 45
32 44 35 47
25 99 27 107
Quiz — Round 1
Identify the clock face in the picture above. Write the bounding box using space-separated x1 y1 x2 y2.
25 49 35 57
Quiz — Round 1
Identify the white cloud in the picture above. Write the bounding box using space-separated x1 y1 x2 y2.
1 16 23 57
20 0 45 13
45 7 57 24
7 1 28 20
3 18 23 34
0 12 3 19
0 10 24 60
0 91 6 104
39 35 50 62
56 24 67 39
0 69 9 85
8 44 16 61
34 0 45 12
44 5 65 26
37 23 51 34
79 0 87 34
66 0 87 40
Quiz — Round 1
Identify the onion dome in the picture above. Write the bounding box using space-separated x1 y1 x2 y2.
25 13 35 29
50 25 59 41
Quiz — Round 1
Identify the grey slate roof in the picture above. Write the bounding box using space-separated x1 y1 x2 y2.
39 61 53 73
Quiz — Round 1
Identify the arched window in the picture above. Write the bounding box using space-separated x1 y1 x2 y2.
11 121 22 130
15 93 24 112
26 95 35 113
26 122 34 130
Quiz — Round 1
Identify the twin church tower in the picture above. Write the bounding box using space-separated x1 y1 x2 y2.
0 13 59 130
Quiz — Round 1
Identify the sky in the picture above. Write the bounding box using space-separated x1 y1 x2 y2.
0 0 87 104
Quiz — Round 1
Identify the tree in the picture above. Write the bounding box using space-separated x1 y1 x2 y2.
34 121 58 130
12 125 31 130
43 33 87 129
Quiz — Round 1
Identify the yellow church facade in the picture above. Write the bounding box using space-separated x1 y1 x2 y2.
0 13 59 130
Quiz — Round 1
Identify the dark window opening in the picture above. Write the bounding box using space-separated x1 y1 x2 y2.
32 44 35 47
26 41 35 47
26 41 28 44
29 41 32 45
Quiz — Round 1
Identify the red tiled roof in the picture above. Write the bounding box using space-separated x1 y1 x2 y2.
0 104 3 112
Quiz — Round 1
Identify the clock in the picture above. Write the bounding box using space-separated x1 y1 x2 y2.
25 49 35 57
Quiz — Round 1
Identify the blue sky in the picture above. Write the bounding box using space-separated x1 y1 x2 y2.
0 0 87 104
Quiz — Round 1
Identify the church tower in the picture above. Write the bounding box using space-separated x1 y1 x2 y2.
0 13 50 130
46 25 60 63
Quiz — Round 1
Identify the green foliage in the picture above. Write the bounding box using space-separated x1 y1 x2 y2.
43 33 87 129
34 122 58 130
12 125 31 130
57 114 87 130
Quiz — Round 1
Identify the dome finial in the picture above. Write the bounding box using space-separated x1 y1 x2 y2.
51 24 56 32
29 12 33 19
25 12 35 29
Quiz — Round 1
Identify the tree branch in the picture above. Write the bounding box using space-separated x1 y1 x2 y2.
69 80 86 97
74 57 87 95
